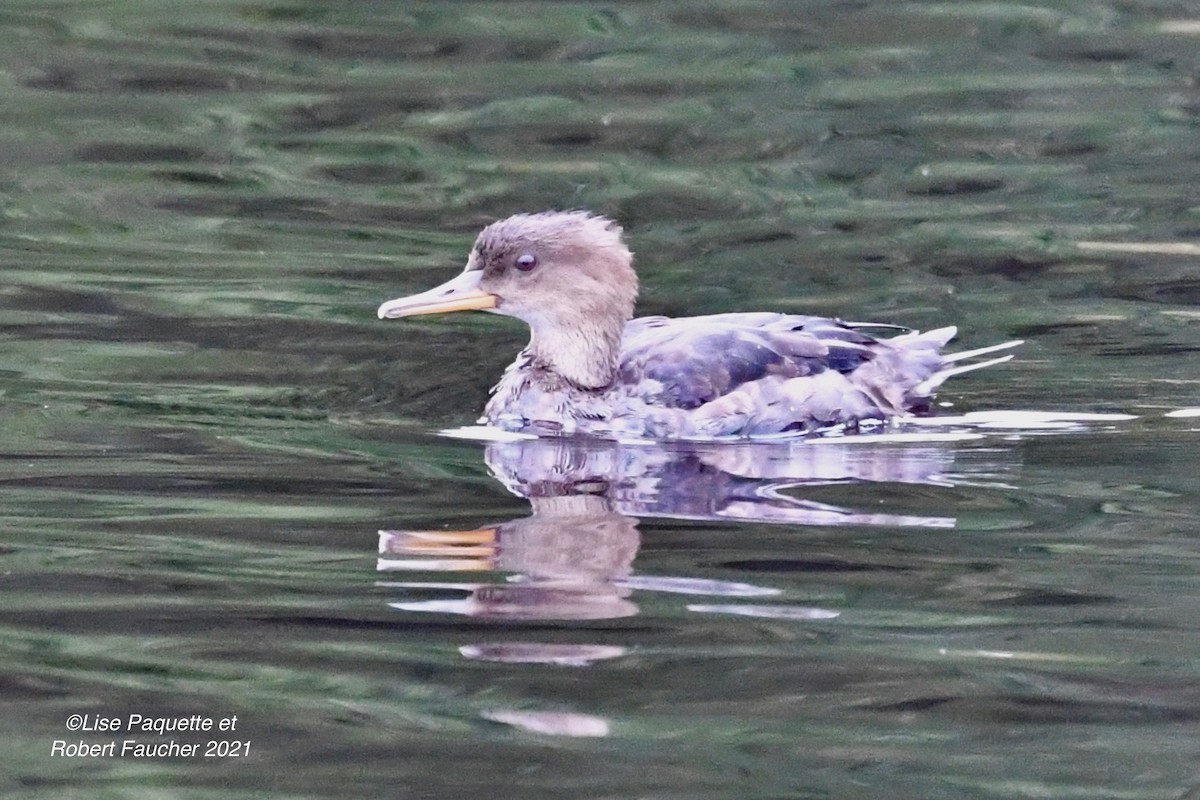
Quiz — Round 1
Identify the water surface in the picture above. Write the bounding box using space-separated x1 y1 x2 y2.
3 2 1200 798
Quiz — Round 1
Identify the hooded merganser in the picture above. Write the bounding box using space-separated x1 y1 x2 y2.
377 211 1020 439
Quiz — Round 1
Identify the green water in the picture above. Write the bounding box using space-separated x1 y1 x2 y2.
3 1 1200 798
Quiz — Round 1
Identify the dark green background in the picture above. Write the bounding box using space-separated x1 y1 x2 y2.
3 2 1199 798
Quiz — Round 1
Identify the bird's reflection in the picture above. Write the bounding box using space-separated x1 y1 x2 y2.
483 434 968 527
381 491 639 620
379 432 992 632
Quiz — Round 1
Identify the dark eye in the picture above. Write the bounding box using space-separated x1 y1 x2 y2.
515 253 538 272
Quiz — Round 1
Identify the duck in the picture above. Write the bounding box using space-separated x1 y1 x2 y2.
377 210 1021 439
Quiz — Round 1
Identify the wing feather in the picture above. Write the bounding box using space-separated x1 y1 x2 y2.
618 313 880 410
619 316 826 409
605 313 1018 436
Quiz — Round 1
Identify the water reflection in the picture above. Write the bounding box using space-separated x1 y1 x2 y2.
377 432 1008 627
480 430 982 526
381 491 640 620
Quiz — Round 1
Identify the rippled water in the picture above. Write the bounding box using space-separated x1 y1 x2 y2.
4 2 1200 798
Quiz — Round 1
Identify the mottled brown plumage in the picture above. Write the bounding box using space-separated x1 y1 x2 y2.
377 211 1020 439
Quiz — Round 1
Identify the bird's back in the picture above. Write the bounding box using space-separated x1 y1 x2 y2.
612 313 1015 437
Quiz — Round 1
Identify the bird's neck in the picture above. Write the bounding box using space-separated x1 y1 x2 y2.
528 318 624 390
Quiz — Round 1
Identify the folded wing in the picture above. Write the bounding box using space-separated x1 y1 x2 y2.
618 313 1017 436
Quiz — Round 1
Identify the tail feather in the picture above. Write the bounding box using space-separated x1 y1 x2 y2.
891 325 958 349
942 339 1024 363
914 353 1016 396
